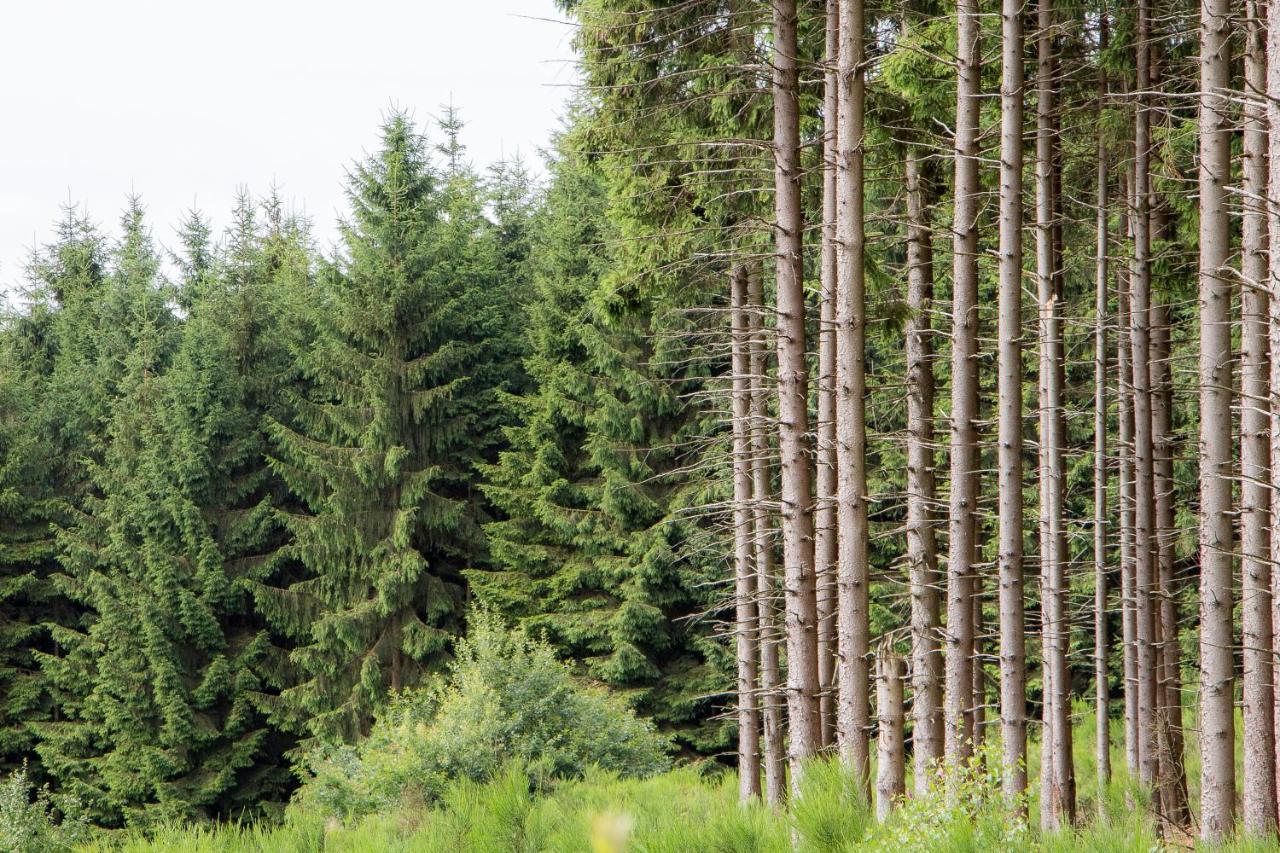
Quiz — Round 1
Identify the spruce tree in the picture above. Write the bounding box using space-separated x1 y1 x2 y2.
474 131 730 756
262 115 498 743
0 210 110 777
34 197 309 826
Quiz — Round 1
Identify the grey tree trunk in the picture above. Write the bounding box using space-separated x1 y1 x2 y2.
1197 0 1237 837
876 648 906 820
835 0 870 785
731 264 761 802
1150 305 1190 826
997 0 1027 804
945 0 981 774
904 142 942 794
1093 35 1111 798
770 0 821 783
815 0 840 752
1266 0 1280 825
1117 171 1138 778
748 269 787 808
1035 0 1072 827
1241 1 1274 834
1128 0 1159 799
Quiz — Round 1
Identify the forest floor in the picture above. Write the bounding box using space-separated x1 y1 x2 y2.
75 709 1280 852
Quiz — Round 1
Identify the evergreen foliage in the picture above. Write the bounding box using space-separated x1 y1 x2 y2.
260 114 505 745
474 126 730 758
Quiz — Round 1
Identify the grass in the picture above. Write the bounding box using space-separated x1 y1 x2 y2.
70 706 1280 852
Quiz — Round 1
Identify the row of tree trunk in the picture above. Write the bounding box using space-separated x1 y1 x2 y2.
720 0 1280 843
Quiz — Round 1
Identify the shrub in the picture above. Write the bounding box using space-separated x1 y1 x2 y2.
0 767 91 852
296 611 671 819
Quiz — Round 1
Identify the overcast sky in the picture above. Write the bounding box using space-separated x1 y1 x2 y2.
0 1 576 295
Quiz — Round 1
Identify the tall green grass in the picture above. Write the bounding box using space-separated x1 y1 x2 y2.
69 706 1280 852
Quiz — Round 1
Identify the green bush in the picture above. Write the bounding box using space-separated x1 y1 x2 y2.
296 611 671 820
0 767 91 852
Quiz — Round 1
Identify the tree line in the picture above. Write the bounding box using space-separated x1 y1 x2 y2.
0 108 735 828
565 0 1280 843
6 0 1280 843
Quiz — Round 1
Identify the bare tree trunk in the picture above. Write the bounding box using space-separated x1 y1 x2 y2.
1117 169 1139 779
1197 0 1237 837
748 269 787 808
972 582 986 748
731 264 762 802
770 0 821 784
1242 2 1275 833
1128 0 1160 803
945 0 982 774
876 648 906 820
1152 302 1191 826
1093 36 1112 798
815 0 841 750
1036 0 1072 827
997 0 1027 805
1266 0 1280 826
835 0 870 786
905 142 942 794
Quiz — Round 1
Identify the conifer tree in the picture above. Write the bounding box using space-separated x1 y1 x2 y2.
474 127 730 756
262 115 496 743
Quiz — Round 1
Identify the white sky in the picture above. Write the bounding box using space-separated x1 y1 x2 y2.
0 1 577 295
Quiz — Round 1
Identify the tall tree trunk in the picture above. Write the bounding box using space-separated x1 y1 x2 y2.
972 581 987 747
997 0 1027 803
815 0 841 750
1117 170 1139 778
1036 0 1072 827
748 269 787 807
904 142 942 793
1093 32 1111 797
876 647 906 820
1242 1 1275 833
770 0 821 783
1151 304 1190 825
1266 0 1280 826
731 264 762 802
945 0 982 773
1197 0 1236 837
835 0 870 785
1129 0 1160 801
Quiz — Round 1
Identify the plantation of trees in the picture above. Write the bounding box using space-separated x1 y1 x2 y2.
8 0 1280 849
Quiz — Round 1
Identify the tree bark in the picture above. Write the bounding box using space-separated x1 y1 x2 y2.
1242 1 1275 833
1035 0 1072 827
945 0 982 774
770 0 821 784
1093 32 1111 798
835 0 870 786
904 142 942 795
1128 0 1160 801
1151 305 1190 825
731 264 761 802
815 0 841 750
1117 170 1139 779
748 268 787 808
1266 0 1280 826
876 648 906 820
1197 0 1237 837
997 0 1028 804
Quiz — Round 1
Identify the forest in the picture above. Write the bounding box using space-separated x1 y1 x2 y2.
5 0 1280 849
